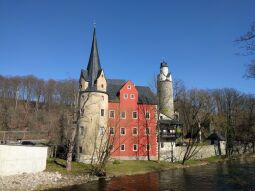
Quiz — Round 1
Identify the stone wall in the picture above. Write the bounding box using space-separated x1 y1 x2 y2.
160 141 226 162
0 145 48 176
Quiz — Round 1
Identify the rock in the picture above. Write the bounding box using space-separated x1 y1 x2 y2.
0 171 98 191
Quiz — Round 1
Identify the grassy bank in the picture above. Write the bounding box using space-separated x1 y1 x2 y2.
106 156 225 177
46 156 225 177
46 158 91 175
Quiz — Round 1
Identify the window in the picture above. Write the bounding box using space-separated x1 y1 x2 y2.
110 127 115 135
101 84 104 88
130 94 135 99
145 111 150 119
80 126 84 135
101 109 105 117
109 110 115 118
133 144 138 151
146 127 150 135
120 111 126 119
120 127 126 135
127 85 131 89
161 142 164 148
170 129 176 134
132 127 138 135
79 146 82 153
124 93 128 99
120 144 125 151
146 144 151 151
99 127 104 136
132 111 138 119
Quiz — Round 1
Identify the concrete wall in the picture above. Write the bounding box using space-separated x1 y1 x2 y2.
0 145 48 176
160 141 226 162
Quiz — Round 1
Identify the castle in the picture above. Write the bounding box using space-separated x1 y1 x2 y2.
76 28 174 163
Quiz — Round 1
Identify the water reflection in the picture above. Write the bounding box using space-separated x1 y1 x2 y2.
51 159 255 191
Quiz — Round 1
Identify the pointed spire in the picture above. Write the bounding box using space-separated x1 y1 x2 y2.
87 27 102 89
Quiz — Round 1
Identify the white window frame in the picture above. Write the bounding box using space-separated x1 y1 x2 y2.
133 144 138 151
127 85 131 89
145 111 150 119
120 111 126 119
132 111 138 119
132 127 138 136
124 93 128 99
120 127 126 136
130 94 135 99
109 110 115 118
120 144 125 151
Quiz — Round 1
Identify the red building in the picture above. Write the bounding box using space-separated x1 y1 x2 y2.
77 28 158 162
107 80 157 160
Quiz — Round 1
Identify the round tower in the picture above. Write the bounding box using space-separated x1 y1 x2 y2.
157 61 174 119
76 28 108 163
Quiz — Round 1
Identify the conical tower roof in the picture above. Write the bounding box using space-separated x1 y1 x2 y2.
87 27 102 89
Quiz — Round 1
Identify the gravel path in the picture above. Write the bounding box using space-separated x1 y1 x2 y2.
0 172 98 191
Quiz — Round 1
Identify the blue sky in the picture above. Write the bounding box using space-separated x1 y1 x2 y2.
0 0 254 94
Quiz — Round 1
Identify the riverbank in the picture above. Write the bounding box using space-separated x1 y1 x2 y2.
105 156 224 177
1 154 254 191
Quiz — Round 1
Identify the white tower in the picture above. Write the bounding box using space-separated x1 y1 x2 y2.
157 61 174 119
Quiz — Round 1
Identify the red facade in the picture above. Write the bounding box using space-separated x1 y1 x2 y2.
108 80 157 159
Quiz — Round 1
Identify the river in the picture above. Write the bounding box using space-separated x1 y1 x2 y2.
51 158 255 191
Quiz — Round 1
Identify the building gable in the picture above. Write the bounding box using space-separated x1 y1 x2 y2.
107 79 157 105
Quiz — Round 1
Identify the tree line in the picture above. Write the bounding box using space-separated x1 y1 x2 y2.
0 74 254 160
173 80 255 159
0 75 78 146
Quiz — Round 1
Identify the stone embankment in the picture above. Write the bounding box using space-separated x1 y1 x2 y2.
0 172 98 191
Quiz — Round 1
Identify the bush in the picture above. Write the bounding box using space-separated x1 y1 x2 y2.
112 160 121 165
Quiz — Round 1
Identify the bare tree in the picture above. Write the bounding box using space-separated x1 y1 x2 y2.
138 103 157 161
175 88 213 164
90 105 133 176
235 22 255 78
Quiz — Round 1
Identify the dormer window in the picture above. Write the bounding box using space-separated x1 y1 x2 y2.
127 85 131 89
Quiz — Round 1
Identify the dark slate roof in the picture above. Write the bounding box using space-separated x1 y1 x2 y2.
107 79 157 105
160 61 168 68
81 69 89 81
207 132 225 141
107 79 126 102
136 86 157 104
82 28 102 90
159 119 182 126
